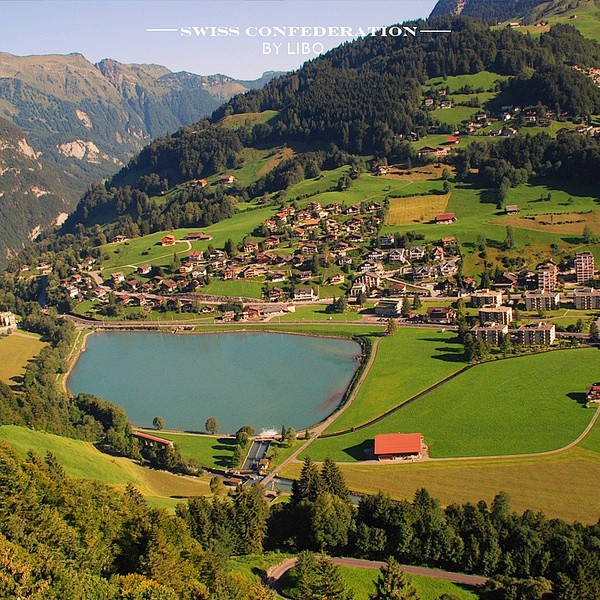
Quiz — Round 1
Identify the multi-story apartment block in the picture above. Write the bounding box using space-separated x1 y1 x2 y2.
573 287 600 310
478 305 513 326
517 322 556 345
575 251 595 284
470 321 509 345
470 288 503 308
536 260 558 291
524 290 561 311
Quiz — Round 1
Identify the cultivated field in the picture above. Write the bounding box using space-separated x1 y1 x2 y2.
387 193 450 225
0 333 45 385
425 71 509 94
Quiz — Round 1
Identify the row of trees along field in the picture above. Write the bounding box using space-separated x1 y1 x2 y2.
176 457 600 600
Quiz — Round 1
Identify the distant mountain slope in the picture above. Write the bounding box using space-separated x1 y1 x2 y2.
0 117 73 260
0 52 281 263
430 0 547 22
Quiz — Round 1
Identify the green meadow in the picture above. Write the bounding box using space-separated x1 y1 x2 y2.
325 328 468 434
425 71 508 93
0 333 45 386
305 348 599 462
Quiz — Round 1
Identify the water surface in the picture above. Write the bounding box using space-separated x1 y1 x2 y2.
68 331 360 433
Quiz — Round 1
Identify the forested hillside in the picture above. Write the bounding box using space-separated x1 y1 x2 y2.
62 19 600 241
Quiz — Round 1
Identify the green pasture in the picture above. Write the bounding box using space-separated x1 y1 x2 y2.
274 304 363 323
306 348 599 462
425 71 508 93
203 279 265 299
0 425 210 505
218 110 279 130
326 328 468 434
99 206 275 270
432 105 480 125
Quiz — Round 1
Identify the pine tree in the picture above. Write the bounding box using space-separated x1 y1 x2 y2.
291 456 324 505
412 295 422 310
370 557 420 600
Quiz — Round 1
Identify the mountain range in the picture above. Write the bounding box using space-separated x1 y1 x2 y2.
0 51 280 262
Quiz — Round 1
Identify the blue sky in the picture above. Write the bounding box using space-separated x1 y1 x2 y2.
0 1 438 78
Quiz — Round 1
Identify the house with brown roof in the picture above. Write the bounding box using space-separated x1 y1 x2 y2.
435 213 456 224
161 235 176 247
425 306 455 324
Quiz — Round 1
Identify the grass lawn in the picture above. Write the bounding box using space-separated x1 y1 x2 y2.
193 322 385 338
218 110 279 130
203 279 265 299
282 564 478 600
432 106 480 125
144 430 237 469
325 328 468 435
387 193 450 226
0 425 210 507
309 347 598 461
0 333 45 386
274 304 363 323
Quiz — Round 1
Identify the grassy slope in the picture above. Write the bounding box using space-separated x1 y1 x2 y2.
307 348 599 461
0 425 210 508
0 333 45 385
326 328 468 434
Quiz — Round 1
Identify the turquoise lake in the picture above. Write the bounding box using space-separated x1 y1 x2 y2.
67 331 361 433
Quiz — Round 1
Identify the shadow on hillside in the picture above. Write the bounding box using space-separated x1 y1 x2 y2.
340 439 373 461
420 336 463 345
567 392 589 407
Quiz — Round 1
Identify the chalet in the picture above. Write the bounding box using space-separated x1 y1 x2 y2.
435 213 456 224
388 248 407 263
243 241 259 254
373 433 423 461
291 228 307 240
184 231 213 241
493 271 518 291
241 266 259 279
190 178 207 187
379 234 395 248
426 306 455 324
295 210 311 222
433 247 445 262
517 322 556 345
132 431 174 449
439 261 459 277
137 264 152 275
112 272 125 285
268 287 284 302
300 242 319 254
347 282 367 301
586 383 600 403
265 219 278 233
409 246 427 261
355 274 381 288
388 282 407 296
418 145 442 157
327 274 345 285
294 287 317 301
268 271 286 283
307 201 322 211
304 218 321 230
375 299 402 318
424 98 434 107
345 204 361 215
222 266 236 280
366 202 383 213
338 256 353 267
445 135 459 144
359 261 382 274
501 127 518 137
264 236 280 249
280 206 296 216
178 264 193 275
298 272 313 283
326 203 341 214
161 279 178 292
505 205 519 214
125 278 140 292
112 235 128 243
161 235 176 247
413 265 437 282
220 175 235 184
348 233 364 243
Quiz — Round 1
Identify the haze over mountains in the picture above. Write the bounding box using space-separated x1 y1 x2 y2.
0 51 280 262
430 0 549 22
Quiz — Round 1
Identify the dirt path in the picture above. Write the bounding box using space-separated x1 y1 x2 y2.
266 556 488 598
261 336 382 487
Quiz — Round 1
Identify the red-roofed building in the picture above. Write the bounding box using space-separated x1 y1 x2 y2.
435 213 456 224
446 136 459 144
373 433 423 461
132 431 174 448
